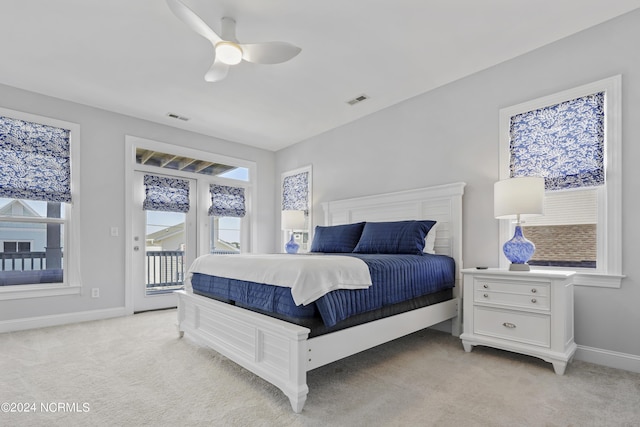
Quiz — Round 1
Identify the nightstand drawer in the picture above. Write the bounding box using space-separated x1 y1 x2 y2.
473 306 550 347
474 279 549 297
474 290 549 310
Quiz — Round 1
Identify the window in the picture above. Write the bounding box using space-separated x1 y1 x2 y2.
499 76 622 287
210 217 241 254
0 108 80 298
281 166 312 252
209 184 245 254
3 242 32 253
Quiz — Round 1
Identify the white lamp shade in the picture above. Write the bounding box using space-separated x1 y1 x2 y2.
494 177 545 219
281 210 305 230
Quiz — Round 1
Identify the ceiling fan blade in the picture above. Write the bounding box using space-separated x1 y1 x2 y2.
240 42 302 64
166 0 222 44
204 57 230 82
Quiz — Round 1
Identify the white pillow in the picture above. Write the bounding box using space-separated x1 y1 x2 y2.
423 222 438 254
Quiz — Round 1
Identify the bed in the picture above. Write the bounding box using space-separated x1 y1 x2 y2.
176 182 465 412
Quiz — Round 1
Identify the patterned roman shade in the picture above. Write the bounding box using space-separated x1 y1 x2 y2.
209 184 245 217
509 92 604 191
282 171 309 211
0 115 72 203
142 174 190 212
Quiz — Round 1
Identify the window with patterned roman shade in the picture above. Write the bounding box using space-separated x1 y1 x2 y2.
282 171 309 211
499 76 622 283
142 174 190 213
509 92 604 191
0 108 81 294
209 184 245 217
0 115 72 203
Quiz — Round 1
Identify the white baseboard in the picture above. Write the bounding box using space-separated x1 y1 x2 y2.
0 307 127 333
574 345 640 374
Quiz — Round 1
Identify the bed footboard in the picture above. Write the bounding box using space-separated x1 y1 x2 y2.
176 290 311 413
177 290 459 412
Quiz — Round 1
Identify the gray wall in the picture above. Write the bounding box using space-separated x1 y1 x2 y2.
276 10 640 361
0 84 276 322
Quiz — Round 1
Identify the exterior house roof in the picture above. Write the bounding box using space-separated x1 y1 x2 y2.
147 222 239 253
147 223 184 244
0 200 42 218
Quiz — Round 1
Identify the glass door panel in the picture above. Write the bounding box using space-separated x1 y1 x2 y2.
145 210 186 295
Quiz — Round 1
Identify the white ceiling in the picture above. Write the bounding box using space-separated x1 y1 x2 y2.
1 1 639 152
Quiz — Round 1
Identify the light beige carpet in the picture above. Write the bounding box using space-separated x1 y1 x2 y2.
1 309 639 427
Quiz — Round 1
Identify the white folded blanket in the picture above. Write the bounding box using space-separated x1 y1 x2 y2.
186 253 372 305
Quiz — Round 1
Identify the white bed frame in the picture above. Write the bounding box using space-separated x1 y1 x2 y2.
176 182 466 412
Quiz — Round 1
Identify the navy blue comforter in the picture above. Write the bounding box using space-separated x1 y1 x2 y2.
190 253 455 327
314 253 455 326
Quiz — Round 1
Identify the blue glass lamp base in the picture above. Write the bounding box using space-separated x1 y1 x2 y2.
503 225 535 271
285 234 300 254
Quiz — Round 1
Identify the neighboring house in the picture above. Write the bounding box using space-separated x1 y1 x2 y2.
146 220 240 254
145 224 186 288
0 200 46 271
0 199 64 285
146 223 185 252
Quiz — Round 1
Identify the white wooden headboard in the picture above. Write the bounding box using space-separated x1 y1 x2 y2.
321 182 466 278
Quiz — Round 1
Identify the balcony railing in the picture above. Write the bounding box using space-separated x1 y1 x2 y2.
0 252 64 286
146 250 184 290
0 250 229 289
1 251 49 271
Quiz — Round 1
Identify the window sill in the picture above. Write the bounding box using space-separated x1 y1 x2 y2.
573 272 624 289
530 267 624 288
0 283 81 300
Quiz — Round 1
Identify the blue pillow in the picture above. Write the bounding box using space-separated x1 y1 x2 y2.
310 222 365 253
353 220 437 255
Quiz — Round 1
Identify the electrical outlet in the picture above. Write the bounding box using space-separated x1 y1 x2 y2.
91 288 99 298
110 227 119 237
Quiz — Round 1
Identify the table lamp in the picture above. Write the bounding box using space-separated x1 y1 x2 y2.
281 210 305 254
494 177 545 271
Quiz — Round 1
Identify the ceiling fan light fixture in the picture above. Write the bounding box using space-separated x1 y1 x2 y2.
216 41 243 65
166 0 300 81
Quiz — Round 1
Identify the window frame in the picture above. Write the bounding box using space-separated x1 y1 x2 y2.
0 107 81 300
498 75 623 288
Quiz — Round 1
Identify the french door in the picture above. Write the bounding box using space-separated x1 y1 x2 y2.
131 171 197 312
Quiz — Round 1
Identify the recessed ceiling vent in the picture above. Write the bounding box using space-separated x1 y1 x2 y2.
346 94 369 106
166 112 190 121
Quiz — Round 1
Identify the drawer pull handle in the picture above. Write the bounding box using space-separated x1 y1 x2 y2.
531 288 537 293
483 293 488 298
503 322 516 329
531 298 537 303
483 284 489 289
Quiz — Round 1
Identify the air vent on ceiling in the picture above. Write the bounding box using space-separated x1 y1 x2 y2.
346 94 369 106
166 112 190 121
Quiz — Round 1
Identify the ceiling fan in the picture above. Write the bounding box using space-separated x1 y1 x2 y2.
166 0 302 82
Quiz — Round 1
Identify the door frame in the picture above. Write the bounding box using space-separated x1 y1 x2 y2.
124 136 257 315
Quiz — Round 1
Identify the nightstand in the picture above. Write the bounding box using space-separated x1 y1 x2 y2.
460 268 576 375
